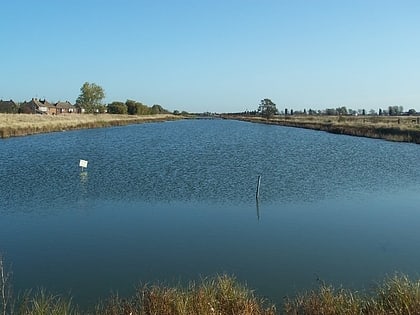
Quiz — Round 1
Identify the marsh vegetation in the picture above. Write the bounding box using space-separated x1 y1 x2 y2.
0 114 181 138
2 255 420 315
230 114 420 144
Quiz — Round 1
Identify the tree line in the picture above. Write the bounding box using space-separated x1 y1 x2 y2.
76 82 171 115
251 98 418 119
0 82 175 115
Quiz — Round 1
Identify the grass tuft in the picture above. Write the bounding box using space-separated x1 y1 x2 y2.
284 274 420 315
95 275 276 315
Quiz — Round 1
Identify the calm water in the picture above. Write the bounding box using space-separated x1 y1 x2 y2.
1 119 420 307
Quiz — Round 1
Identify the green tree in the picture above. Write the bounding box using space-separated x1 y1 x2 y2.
258 98 278 119
137 103 150 115
125 99 138 115
388 105 403 116
107 101 127 114
150 104 167 114
336 106 348 115
75 82 105 113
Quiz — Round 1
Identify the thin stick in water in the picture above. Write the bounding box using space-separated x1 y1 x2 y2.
256 175 261 199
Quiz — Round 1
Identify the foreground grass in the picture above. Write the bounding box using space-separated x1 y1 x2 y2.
229 115 420 144
2 275 275 315
3 274 420 314
0 114 182 138
284 274 420 315
95 275 276 315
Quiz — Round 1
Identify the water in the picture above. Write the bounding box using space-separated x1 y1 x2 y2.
1 119 420 307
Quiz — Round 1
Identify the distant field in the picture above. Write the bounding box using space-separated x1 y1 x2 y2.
0 113 181 138
227 114 420 144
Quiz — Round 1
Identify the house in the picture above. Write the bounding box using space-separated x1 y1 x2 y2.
20 98 76 114
20 98 55 114
74 103 85 114
55 101 75 114
0 99 19 113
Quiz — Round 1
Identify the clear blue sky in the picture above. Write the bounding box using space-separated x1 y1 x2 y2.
1 0 419 113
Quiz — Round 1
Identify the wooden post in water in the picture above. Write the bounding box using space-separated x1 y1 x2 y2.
256 175 261 199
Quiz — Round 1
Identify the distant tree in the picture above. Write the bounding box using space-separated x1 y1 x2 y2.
150 104 167 114
76 82 105 113
399 106 404 115
388 105 403 116
107 101 127 114
369 109 377 115
336 106 348 115
137 103 150 115
258 99 278 119
362 109 366 116
408 109 417 115
379 108 383 116
284 108 288 115
125 99 138 115
325 108 337 115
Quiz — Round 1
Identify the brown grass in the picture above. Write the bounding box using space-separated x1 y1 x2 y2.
95 275 276 315
228 115 420 144
284 274 420 315
0 114 182 138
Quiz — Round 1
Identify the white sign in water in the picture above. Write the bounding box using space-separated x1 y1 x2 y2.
79 159 88 168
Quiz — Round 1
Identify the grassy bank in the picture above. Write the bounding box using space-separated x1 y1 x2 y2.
229 115 420 144
0 114 183 138
2 273 420 314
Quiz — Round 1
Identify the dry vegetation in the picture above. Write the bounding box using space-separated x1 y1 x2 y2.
229 115 420 144
0 114 182 138
2 253 420 315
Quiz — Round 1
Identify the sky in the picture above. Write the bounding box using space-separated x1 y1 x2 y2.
1 0 420 113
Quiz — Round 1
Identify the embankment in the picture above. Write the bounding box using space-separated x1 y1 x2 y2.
0 114 183 138
229 115 420 144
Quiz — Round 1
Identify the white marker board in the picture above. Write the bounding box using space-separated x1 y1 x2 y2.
79 159 88 168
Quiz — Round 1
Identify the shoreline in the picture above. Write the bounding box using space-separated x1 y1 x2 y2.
0 113 184 139
3 113 420 144
225 115 420 144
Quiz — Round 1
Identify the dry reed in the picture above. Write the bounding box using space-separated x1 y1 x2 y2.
0 114 181 138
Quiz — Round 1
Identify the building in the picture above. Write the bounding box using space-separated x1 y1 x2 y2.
20 98 76 114
0 99 19 113
55 101 75 114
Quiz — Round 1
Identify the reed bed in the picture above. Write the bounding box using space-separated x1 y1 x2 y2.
0 114 181 138
2 273 420 314
230 115 420 144
284 274 420 315
94 275 276 315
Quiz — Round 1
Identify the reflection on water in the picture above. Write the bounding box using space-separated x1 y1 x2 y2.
79 171 88 184
1 119 420 307
256 198 260 221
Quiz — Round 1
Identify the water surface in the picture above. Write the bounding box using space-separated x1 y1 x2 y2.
1 119 420 307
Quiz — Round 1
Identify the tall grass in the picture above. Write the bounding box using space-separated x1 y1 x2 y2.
0 114 181 138
232 115 420 144
3 253 420 314
95 275 276 315
15 290 78 315
284 274 420 315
